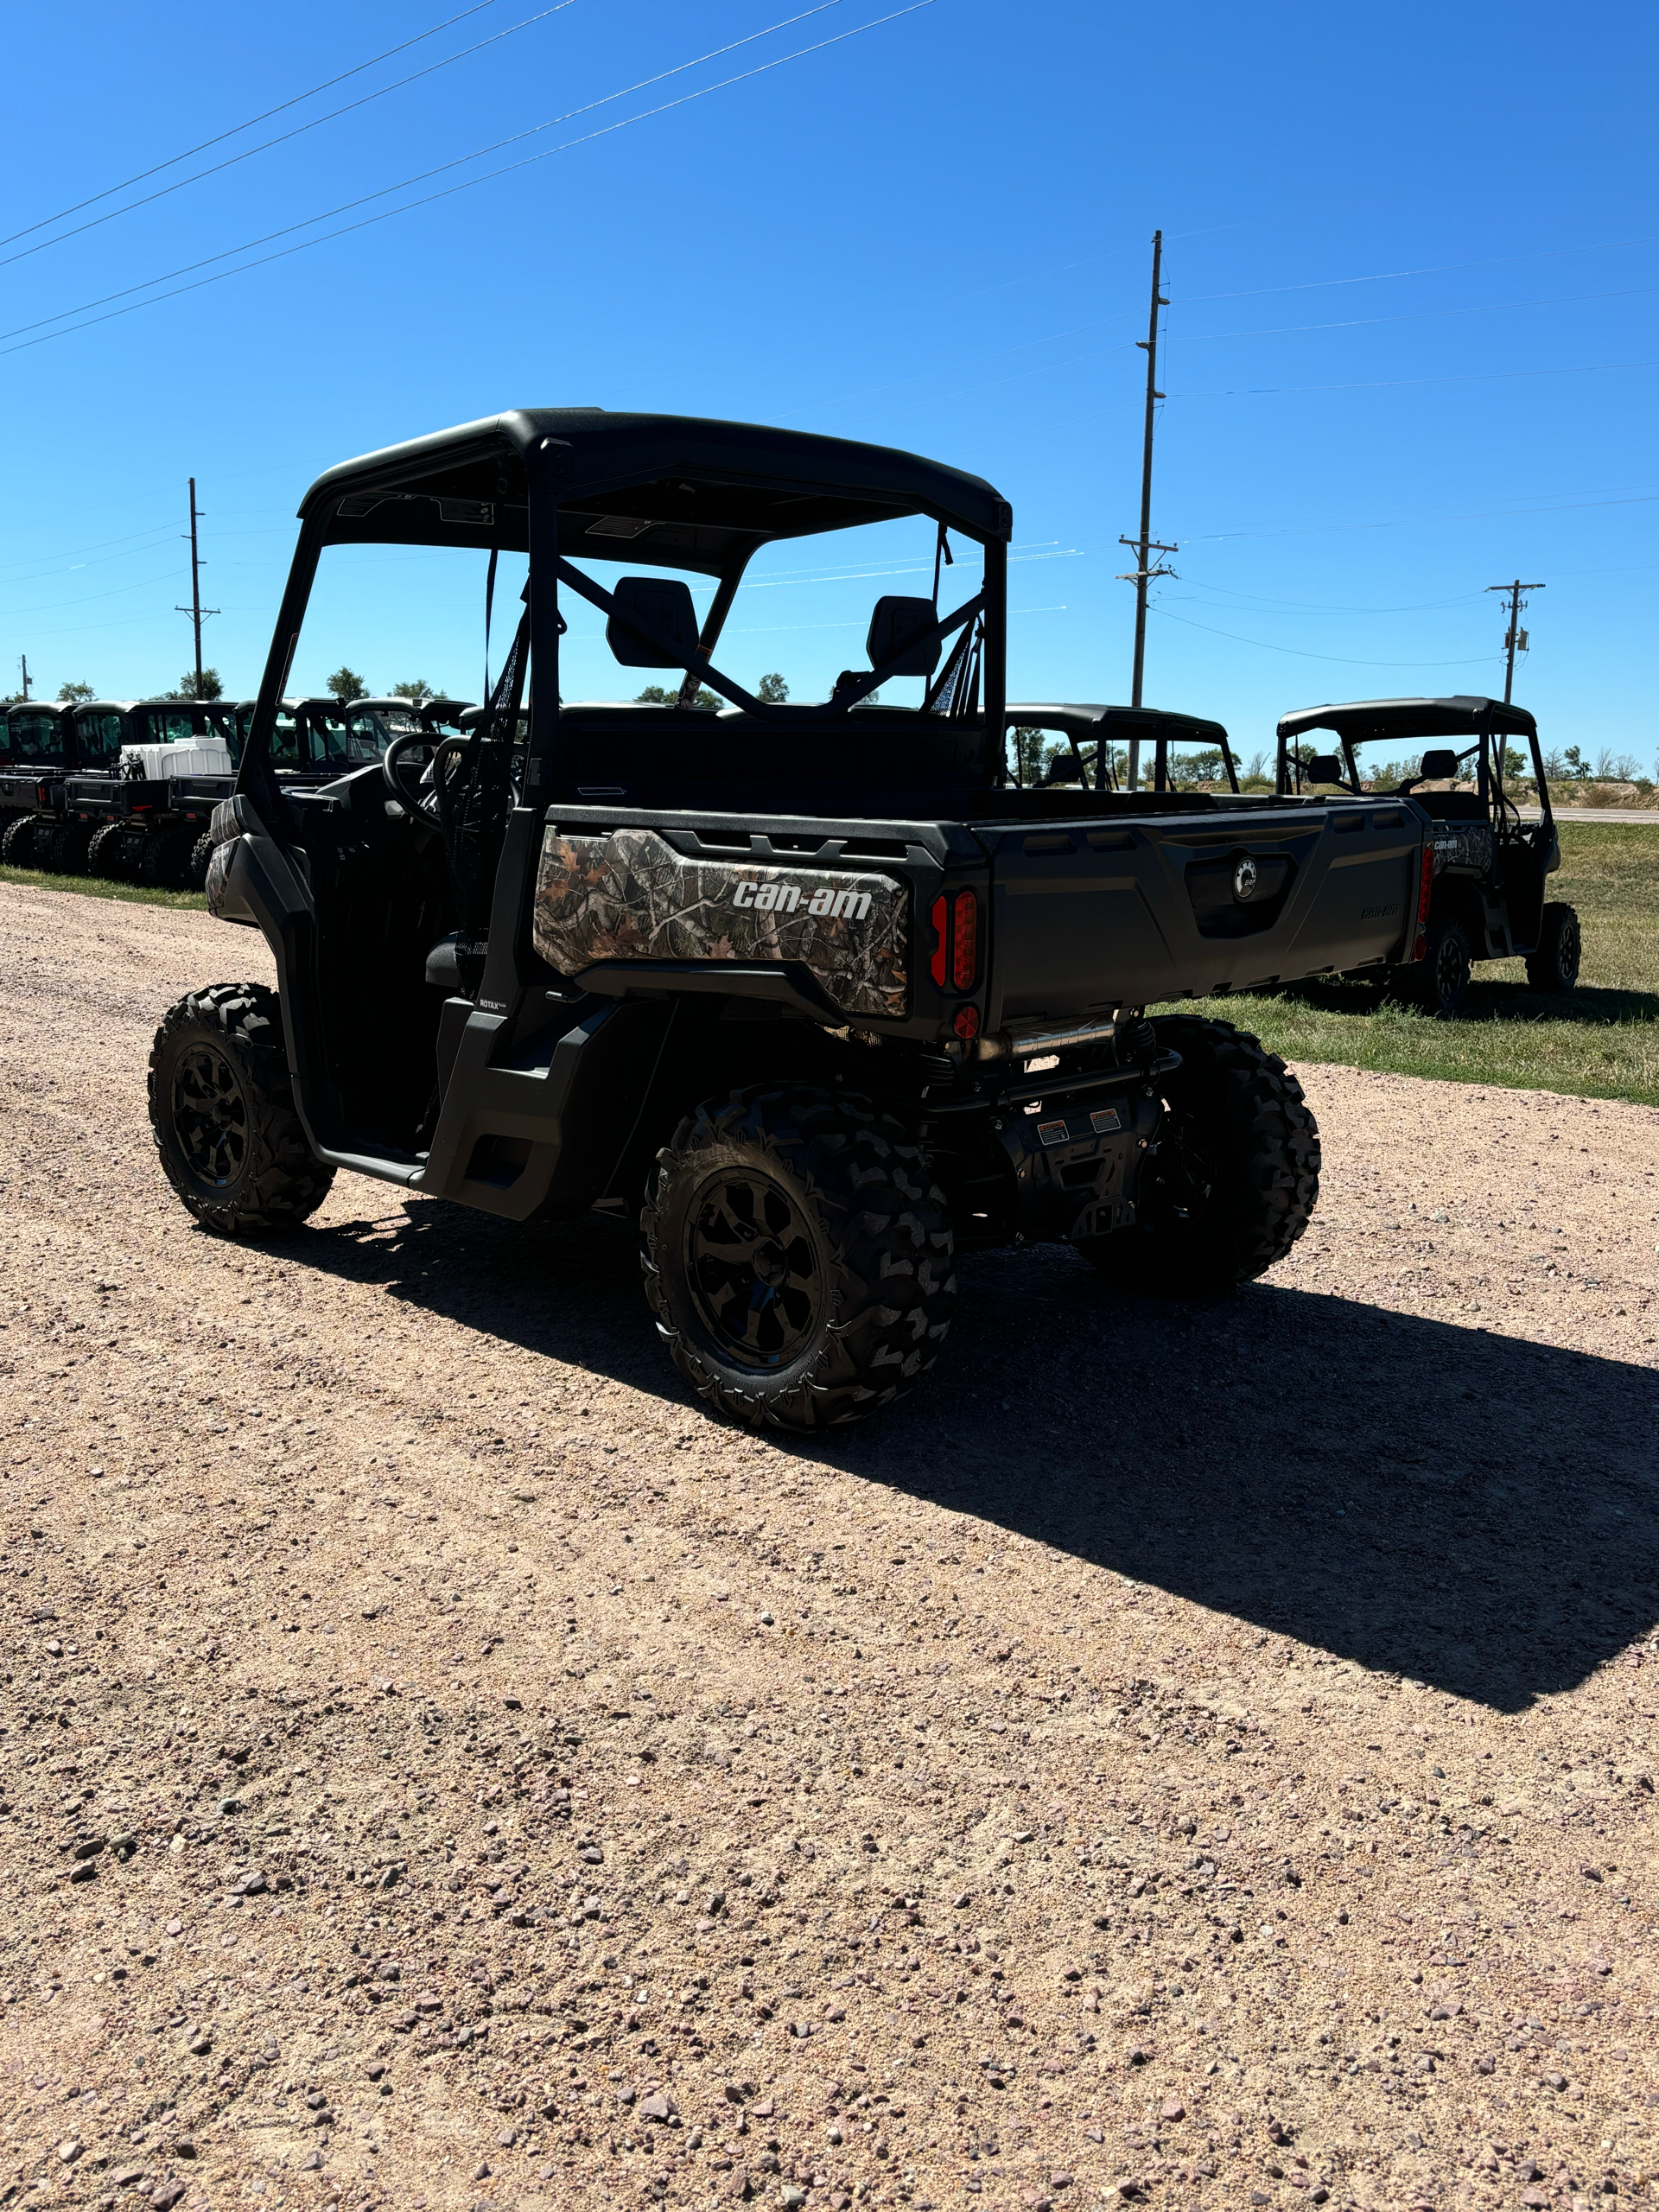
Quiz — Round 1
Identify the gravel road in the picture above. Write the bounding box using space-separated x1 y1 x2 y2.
3 880 1657 2212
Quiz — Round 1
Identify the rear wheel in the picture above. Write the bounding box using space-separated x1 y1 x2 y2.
1082 1015 1319 1296
2 814 45 868
1407 915 1471 1018
642 1084 957 1430
148 983 334 1236
86 823 128 880
1525 901 1581 994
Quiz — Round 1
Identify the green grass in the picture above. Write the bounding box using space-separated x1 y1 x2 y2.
1166 822 1659 1107
0 862 207 912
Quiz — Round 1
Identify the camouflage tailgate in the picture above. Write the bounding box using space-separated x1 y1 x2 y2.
532 824 909 1018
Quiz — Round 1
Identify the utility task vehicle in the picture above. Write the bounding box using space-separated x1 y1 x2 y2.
1007 703 1238 793
0 702 81 863
58 700 245 883
149 410 1433 1429
1275 696 1577 1016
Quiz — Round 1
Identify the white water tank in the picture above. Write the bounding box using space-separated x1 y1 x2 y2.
120 738 235 781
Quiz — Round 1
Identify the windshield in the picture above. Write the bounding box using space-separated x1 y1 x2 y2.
76 710 125 766
7 710 63 763
314 709 387 767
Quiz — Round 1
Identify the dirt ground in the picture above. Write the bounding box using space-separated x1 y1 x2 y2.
2 879 1657 2212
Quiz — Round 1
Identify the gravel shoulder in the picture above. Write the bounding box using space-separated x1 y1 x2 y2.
2 880 1657 2212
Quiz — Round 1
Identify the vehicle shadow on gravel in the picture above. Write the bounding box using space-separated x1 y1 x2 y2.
288 1204 1659 1716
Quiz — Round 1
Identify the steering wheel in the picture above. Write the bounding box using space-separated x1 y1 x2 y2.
383 731 441 813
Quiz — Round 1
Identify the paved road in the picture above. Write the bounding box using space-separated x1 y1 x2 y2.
2 880 1657 2212
1516 806 1659 823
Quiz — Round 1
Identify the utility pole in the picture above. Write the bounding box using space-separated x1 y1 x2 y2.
1485 578 1543 705
17 653 30 701
1116 229 1177 787
175 478 219 694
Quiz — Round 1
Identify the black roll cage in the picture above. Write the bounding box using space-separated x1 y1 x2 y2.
1274 696 1553 832
234 411 1012 829
1005 704 1237 794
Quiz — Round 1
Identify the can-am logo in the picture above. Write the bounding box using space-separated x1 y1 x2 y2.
731 878 872 920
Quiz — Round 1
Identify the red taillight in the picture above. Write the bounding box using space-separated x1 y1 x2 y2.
929 893 948 987
951 889 979 989
953 1005 980 1040
1412 844 1434 961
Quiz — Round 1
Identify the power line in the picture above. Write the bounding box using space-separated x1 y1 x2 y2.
1166 582 1488 615
1167 283 1659 346
1184 486 1659 543
0 0 510 254
0 0 580 276
0 569 188 615
1149 605 1501 669
1169 357 1659 400
0 0 892 358
1174 232 1659 305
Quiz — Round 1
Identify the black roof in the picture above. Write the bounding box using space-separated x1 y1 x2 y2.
301 409 1012 578
1007 702 1230 746
68 699 235 716
1277 696 1537 745
5 700 74 718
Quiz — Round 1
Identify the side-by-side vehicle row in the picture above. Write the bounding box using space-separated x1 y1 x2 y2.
0 696 468 888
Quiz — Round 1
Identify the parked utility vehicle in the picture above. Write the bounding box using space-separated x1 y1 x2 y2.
150 410 1433 1428
1275 695 1577 1016
59 700 245 883
1007 704 1238 794
0 702 82 865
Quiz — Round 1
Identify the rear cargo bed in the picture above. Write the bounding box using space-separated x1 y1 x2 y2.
975 798 1421 1022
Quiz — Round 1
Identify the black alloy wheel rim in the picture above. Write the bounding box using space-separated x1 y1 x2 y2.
1558 914 1581 985
1433 932 1468 1008
1142 1110 1217 1233
173 1041 250 1190
685 1171 821 1369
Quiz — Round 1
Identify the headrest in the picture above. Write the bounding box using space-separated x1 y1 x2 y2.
1418 748 1460 782
866 595 941 677
1305 753 1345 785
607 576 700 669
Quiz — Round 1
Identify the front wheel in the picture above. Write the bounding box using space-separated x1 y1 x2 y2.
149 983 335 1236
1525 902 1581 994
641 1084 957 1430
1083 1015 1320 1296
48 820 92 874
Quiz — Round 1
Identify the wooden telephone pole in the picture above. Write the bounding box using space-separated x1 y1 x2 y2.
1117 231 1177 786
1484 577 1543 703
175 479 219 693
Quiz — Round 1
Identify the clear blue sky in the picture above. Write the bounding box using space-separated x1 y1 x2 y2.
3 0 1655 770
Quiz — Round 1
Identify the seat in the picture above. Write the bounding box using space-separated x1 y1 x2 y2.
606 576 700 668
1395 747 1462 796
424 933 461 990
865 595 942 677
